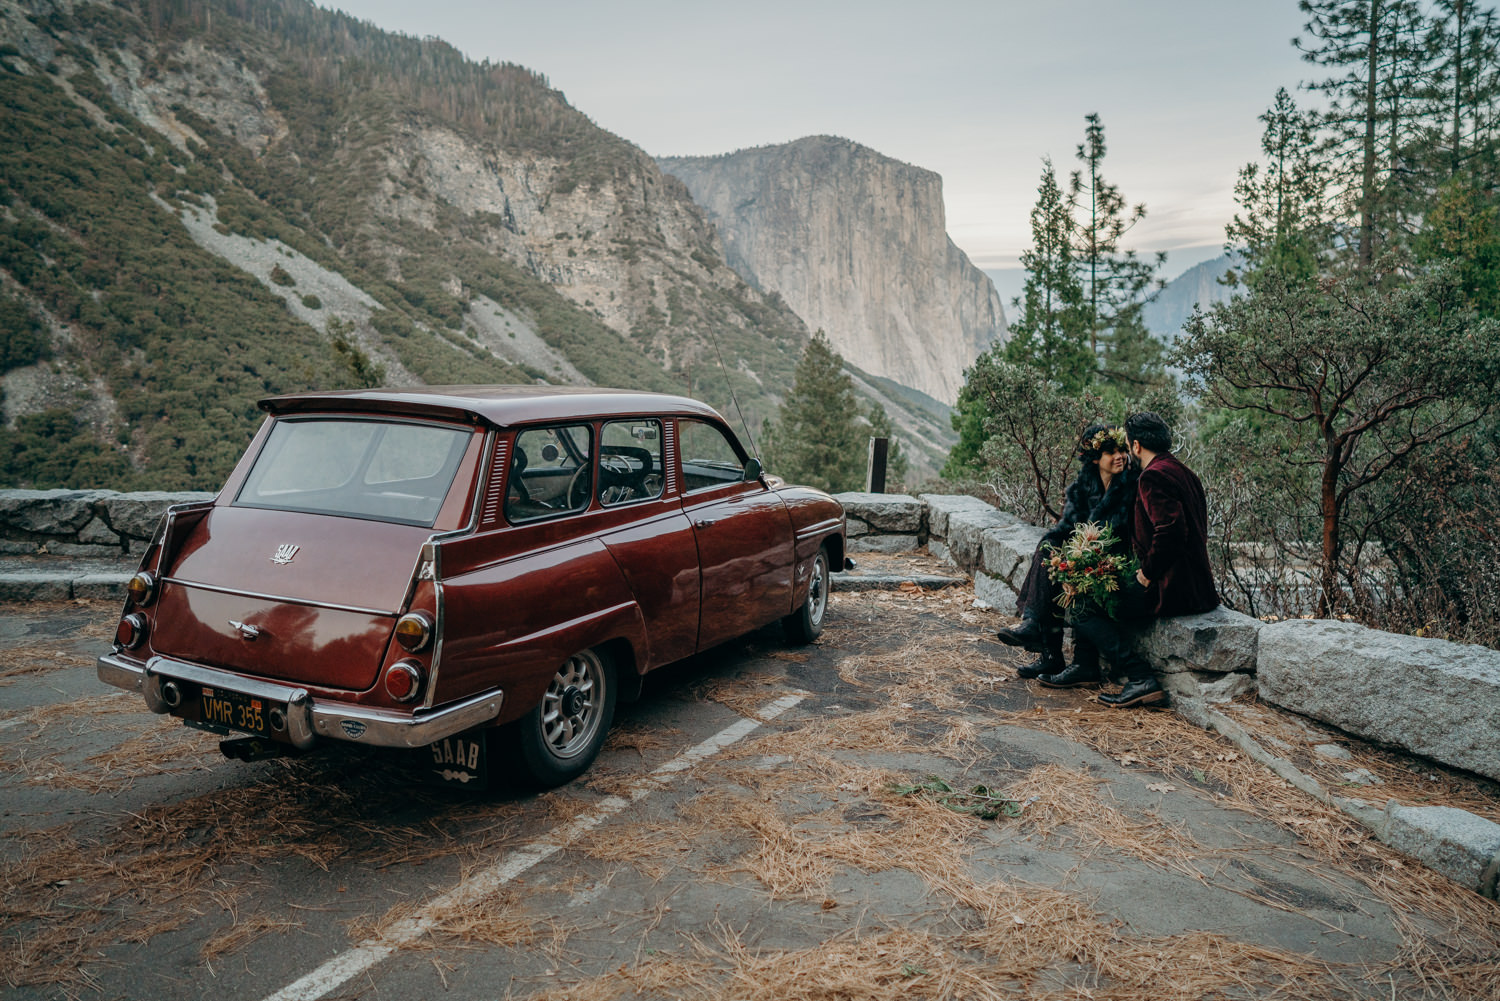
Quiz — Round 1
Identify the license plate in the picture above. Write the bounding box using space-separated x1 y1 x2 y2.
195 685 270 738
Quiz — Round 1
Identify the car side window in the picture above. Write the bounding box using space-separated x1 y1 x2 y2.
679 419 748 493
598 420 664 507
506 424 593 522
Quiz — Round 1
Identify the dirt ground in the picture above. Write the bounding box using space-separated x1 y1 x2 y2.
2 570 1499 1001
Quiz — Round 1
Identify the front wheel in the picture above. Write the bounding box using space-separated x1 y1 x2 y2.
506 647 617 789
783 546 830 644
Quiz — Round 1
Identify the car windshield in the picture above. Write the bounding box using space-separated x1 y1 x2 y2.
234 418 472 527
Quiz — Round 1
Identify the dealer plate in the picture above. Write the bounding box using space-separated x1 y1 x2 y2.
425 734 487 788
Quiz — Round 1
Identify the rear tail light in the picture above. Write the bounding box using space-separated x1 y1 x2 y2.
116 613 148 650
394 612 433 653
126 572 157 606
384 660 423 703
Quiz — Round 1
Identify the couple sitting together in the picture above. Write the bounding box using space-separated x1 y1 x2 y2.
996 411 1218 709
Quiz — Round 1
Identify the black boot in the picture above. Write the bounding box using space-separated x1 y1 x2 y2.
1038 637 1101 688
1015 626 1064 679
1099 676 1167 708
995 616 1044 653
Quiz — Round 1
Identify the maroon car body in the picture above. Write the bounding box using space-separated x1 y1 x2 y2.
97 386 847 787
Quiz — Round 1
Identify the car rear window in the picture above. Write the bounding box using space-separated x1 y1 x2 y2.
234 418 473 526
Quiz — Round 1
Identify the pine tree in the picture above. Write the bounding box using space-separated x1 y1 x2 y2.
1004 158 1092 392
1067 114 1166 393
1226 88 1332 285
763 331 865 492
1421 0 1500 186
1297 0 1430 269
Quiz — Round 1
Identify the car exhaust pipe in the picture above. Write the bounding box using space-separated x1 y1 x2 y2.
160 681 182 708
219 736 292 762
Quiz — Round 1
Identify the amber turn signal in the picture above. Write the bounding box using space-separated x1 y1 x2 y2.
126 572 157 606
384 660 423 703
116 613 148 650
393 612 433 653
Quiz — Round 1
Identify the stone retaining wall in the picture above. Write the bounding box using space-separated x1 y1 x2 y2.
839 490 1500 787
0 489 215 557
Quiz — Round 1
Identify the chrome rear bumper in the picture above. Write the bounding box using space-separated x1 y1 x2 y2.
97 652 502 750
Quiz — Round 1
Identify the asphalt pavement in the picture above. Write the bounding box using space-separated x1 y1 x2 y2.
3 560 1500 1001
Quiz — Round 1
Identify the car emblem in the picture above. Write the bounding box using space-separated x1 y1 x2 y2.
228 619 261 641
270 543 300 565
339 720 366 739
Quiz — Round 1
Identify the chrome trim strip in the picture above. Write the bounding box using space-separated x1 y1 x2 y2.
160 578 393 618
422 577 445 711
96 652 502 751
795 517 843 541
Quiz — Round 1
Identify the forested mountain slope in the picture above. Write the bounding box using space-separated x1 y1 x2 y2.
0 0 849 489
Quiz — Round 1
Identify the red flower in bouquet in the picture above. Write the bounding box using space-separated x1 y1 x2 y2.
1042 522 1139 619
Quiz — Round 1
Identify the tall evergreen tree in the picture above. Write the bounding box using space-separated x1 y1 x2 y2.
1421 0 1500 185
1225 88 1332 285
1297 0 1429 269
1004 158 1092 392
762 331 865 492
1067 114 1166 393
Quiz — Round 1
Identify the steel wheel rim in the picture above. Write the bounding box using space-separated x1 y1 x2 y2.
808 552 828 625
541 650 605 759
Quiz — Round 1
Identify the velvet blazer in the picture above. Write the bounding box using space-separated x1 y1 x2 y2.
1131 452 1219 617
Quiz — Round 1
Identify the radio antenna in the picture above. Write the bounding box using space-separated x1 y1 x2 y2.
704 324 759 458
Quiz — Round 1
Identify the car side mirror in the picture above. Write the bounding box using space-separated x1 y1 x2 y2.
741 457 763 483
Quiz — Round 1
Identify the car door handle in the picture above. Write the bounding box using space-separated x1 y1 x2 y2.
694 519 717 529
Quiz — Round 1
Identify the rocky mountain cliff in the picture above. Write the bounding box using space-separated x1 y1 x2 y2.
659 137 1007 406
0 0 955 487
1143 253 1242 341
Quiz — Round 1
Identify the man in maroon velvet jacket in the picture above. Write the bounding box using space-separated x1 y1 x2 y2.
1038 412 1218 707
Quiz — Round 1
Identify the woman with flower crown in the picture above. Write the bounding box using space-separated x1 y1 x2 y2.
994 422 1137 680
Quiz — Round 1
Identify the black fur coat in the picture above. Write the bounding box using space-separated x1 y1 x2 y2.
1041 463 1138 552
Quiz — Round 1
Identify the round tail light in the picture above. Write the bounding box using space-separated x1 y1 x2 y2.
116 613 148 650
393 612 433 653
126 572 157 607
384 660 423 703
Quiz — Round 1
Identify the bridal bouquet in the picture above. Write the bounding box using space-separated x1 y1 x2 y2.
1043 522 1138 619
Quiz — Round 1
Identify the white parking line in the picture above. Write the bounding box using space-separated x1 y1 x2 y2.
262 691 807 1001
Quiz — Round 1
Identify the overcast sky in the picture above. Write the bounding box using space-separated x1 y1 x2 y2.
325 1 1312 287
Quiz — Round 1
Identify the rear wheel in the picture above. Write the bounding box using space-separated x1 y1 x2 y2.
783 546 830 644
509 647 617 789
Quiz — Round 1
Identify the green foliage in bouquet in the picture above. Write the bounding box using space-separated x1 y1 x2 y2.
1043 521 1139 619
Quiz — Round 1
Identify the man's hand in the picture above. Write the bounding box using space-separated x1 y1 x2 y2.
1136 569 1150 588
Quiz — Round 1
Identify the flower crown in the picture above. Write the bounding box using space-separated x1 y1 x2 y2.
1080 426 1129 456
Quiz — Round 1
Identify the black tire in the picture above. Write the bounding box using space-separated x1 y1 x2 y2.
783 546 830 644
509 647 617 789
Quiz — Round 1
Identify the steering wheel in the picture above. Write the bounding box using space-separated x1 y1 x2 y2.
565 464 592 510
598 446 653 501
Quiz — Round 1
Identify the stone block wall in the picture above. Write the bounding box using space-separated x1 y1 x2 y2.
0 489 215 558
838 490 1500 788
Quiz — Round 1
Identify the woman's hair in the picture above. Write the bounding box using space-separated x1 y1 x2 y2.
1125 411 1172 453
1077 423 1127 462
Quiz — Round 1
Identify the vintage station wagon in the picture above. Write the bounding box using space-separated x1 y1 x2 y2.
97 386 848 788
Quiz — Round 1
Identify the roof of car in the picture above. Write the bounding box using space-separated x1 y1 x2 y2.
259 385 728 428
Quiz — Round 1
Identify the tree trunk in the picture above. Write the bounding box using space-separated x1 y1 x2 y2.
1319 453 1342 617
1359 0 1384 272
